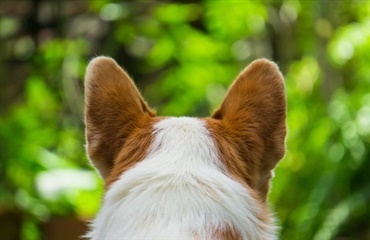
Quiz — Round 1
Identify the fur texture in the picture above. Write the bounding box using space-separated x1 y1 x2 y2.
87 117 276 239
84 57 286 240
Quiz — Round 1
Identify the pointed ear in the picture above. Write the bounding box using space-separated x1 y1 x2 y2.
212 59 286 197
84 56 155 179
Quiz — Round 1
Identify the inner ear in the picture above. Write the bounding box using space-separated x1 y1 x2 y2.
84 56 155 179
212 59 286 200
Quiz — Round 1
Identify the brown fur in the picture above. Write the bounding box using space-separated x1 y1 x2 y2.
105 116 164 188
212 224 242 240
84 57 155 179
84 57 286 239
208 59 286 202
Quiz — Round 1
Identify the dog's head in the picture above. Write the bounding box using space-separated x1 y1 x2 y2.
84 57 286 239
85 57 286 202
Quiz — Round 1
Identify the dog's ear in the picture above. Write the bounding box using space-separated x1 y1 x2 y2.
84 57 155 179
212 59 286 198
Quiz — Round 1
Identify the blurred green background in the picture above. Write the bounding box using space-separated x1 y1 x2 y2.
0 0 369 239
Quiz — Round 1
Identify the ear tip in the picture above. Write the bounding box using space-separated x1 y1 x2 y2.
247 58 284 83
250 58 280 72
87 56 117 70
85 56 121 90
85 56 122 87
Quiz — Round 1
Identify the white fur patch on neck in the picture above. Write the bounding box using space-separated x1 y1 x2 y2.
87 117 276 240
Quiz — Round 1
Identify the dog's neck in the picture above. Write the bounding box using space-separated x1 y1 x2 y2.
86 117 276 240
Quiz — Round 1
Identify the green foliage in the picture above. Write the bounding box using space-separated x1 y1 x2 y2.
1 0 369 239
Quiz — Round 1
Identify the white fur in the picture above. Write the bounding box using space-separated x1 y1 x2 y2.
87 117 276 240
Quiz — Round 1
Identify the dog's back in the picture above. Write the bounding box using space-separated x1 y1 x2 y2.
84 57 286 240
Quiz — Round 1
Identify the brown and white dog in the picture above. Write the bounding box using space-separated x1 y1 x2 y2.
84 57 286 240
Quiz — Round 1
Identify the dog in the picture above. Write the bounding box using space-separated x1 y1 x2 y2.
84 56 286 240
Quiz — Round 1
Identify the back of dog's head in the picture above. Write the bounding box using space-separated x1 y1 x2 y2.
84 57 286 240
